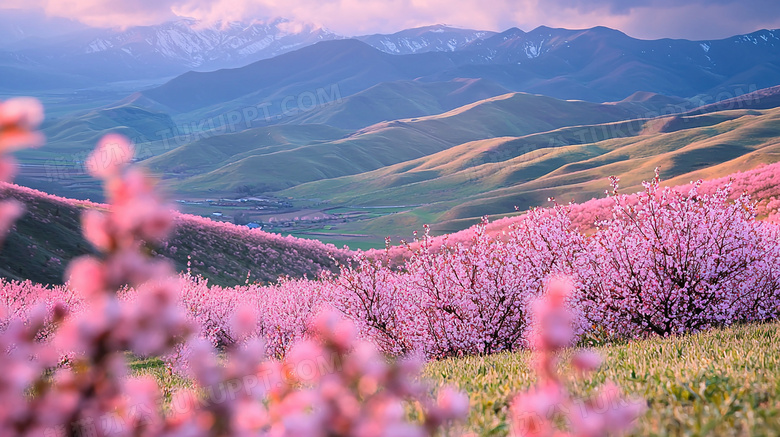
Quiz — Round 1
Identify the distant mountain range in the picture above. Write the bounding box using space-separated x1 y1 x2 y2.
453 26 780 100
4 17 779 98
0 19 492 89
131 25 780 119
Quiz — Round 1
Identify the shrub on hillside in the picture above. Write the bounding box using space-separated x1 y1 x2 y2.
332 247 422 356
578 172 780 337
404 207 583 358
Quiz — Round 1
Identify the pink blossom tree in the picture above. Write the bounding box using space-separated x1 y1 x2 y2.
404 208 582 358
578 171 778 337
331 241 425 356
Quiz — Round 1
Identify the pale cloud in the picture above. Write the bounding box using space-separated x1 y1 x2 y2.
1 0 779 39
0 0 177 28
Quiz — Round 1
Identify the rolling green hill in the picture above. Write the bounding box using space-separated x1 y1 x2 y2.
36 105 176 154
144 124 349 180
281 106 780 238
26 85 780 250
148 92 673 195
13 105 178 201
281 78 511 130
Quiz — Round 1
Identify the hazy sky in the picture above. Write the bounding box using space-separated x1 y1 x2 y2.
2 0 780 40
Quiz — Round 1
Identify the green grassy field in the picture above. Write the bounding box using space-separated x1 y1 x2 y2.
427 322 780 436
132 322 780 436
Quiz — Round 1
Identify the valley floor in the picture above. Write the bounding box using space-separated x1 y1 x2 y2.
133 322 780 436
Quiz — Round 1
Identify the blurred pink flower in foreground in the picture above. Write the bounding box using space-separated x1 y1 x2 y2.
510 279 645 437
85 133 134 179
0 97 44 243
0 97 44 152
178 310 469 436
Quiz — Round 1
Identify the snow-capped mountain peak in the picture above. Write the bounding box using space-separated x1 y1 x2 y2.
76 18 337 68
356 25 496 54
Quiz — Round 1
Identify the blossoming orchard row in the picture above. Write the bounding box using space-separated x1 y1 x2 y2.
135 173 780 359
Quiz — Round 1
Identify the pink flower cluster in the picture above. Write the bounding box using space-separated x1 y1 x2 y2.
172 310 468 437
509 279 645 437
0 132 197 436
173 274 326 358
340 174 780 352
0 279 78 340
0 97 44 243
332 209 582 358
165 207 582 360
